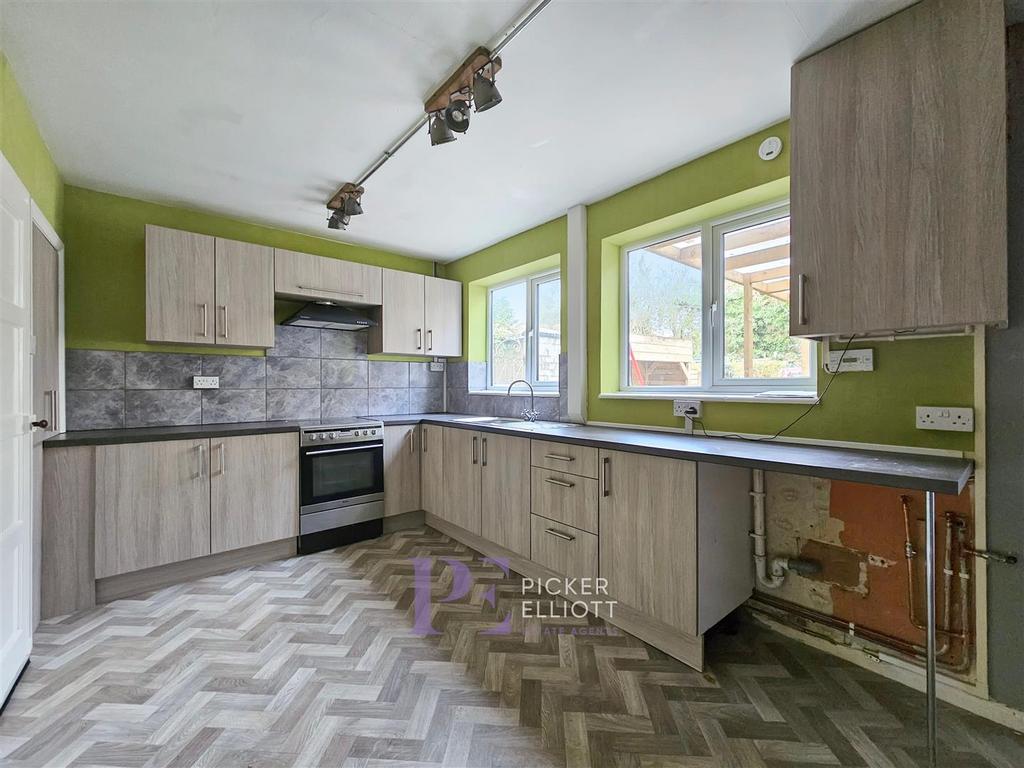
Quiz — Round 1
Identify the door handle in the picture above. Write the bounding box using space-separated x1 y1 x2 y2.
200 303 209 337
51 389 59 433
472 436 478 465
416 328 423 350
219 305 228 340
422 427 428 453
409 430 415 455
545 528 576 542
482 437 488 467
305 443 383 456
796 273 807 325
602 456 611 497
544 477 575 489
427 329 433 351
544 453 574 462
213 442 226 475
31 419 49 430
296 285 364 298
196 443 206 479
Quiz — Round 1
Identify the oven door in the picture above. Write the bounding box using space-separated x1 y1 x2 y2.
300 442 384 513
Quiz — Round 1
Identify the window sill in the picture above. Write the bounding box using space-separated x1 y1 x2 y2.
469 389 560 398
599 390 818 405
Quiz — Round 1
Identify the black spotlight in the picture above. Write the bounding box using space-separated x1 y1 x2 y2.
444 98 471 133
327 212 350 230
472 70 502 113
429 111 455 146
342 194 363 216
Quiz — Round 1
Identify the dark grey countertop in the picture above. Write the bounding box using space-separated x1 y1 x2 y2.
46 412 973 494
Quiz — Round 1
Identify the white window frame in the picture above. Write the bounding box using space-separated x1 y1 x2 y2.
487 269 561 391
620 200 816 396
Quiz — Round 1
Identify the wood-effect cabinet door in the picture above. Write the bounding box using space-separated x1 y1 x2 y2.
790 0 1006 336
95 439 211 578
598 449 698 636
423 276 462 357
383 424 421 517
441 428 481 534
480 433 531 557
32 225 60 436
420 424 444 518
377 269 425 355
210 433 298 553
146 225 216 345
215 238 274 348
337 261 383 306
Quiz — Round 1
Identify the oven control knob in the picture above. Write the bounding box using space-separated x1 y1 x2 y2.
362 430 368 436
308 434 318 441
329 432 338 439
370 429 377 435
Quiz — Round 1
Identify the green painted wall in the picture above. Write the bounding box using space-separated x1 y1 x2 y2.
63 185 435 356
441 216 567 362
446 120 975 452
1 54 63 233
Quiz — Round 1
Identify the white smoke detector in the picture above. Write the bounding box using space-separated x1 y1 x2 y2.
758 136 783 161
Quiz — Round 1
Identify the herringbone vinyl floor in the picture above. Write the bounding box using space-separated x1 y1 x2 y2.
1 528 1022 767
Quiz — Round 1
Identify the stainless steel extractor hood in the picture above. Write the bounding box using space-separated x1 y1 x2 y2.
281 302 377 331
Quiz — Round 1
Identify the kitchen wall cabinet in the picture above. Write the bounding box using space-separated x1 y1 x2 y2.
210 433 298 553
383 424 421 518
146 225 275 347
146 226 216 345
369 270 462 357
441 428 482 534
790 0 1006 337
420 424 444 518
95 439 212 578
274 248 382 306
479 433 531 557
423 276 462 356
598 449 698 636
214 239 274 348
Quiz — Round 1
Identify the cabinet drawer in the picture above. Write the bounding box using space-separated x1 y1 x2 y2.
530 515 598 580
531 468 598 534
531 439 598 479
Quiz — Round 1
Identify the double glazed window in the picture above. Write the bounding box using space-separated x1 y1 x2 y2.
488 270 561 390
622 203 814 394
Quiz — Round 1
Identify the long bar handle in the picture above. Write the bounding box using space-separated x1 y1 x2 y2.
305 443 383 456
219 305 228 340
796 273 807 325
196 443 206 479
545 528 575 542
416 328 423 350
422 426 428 453
297 285 364 298
409 429 415 455
544 477 575 488
200 303 209 337
49 389 58 433
472 436 478 465
482 437 488 467
213 442 226 475
602 456 611 497
544 453 574 462
427 329 433 351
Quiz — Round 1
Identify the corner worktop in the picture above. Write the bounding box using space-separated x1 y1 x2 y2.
44 412 973 495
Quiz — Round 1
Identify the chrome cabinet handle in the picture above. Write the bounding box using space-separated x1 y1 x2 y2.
305 443 383 456
482 437 488 467
219 305 228 340
422 427 428 453
416 328 423 350
49 389 58 433
472 436 478 465
200 303 209 337
602 456 610 497
544 453 574 462
545 477 575 489
213 442 226 475
297 285 364 297
796 273 807 325
427 329 433 351
196 443 206 479
409 429 415 455
545 528 575 542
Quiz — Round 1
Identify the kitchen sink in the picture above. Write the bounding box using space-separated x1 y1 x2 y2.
450 416 571 431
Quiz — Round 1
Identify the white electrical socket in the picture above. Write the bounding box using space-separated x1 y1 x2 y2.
192 376 220 389
826 348 874 373
915 406 973 432
673 399 703 419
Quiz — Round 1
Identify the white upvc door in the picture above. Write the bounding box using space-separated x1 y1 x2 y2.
0 153 34 704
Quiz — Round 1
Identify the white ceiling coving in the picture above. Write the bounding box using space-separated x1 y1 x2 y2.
1 0 913 261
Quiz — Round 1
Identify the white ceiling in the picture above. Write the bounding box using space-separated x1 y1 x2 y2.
1 0 913 262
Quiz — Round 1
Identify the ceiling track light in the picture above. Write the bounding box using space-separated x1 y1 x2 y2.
322 0 554 232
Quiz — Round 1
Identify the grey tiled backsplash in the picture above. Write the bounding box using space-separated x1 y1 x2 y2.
65 326 445 430
444 357 567 422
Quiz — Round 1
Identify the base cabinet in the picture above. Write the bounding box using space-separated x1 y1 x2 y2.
420 424 444 517
480 433 531 557
95 439 212 578
211 433 298 553
598 449 699 636
383 424 421 517
441 428 482 533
